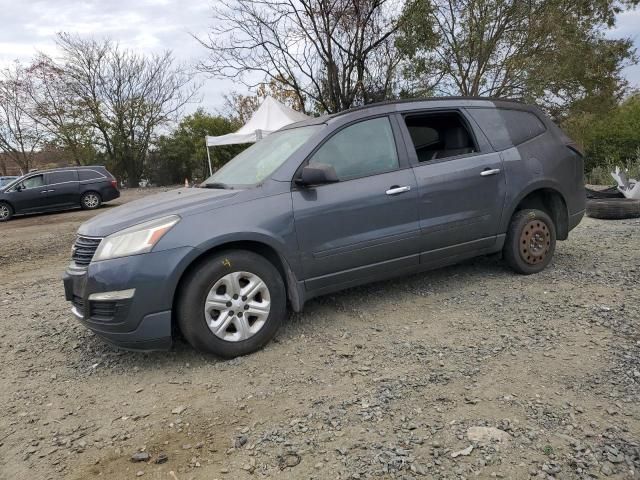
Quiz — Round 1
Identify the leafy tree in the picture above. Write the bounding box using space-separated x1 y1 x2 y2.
396 0 638 118
565 93 640 172
152 110 243 185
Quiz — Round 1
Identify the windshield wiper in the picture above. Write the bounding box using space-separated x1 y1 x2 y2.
203 182 233 190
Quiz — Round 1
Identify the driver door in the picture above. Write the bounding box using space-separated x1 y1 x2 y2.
292 116 420 293
8 174 49 212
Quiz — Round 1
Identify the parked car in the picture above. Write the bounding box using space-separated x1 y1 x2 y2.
0 176 18 187
63 98 585 357
0 166 119 221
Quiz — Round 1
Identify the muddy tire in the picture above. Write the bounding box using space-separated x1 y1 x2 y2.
176 250 286 358
586 198 640 220
503 209 556 275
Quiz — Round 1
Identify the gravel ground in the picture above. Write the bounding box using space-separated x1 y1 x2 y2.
0 189 638 480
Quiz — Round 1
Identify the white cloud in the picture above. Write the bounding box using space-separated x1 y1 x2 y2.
0 0 637 116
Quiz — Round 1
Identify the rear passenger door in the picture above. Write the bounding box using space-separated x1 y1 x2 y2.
45 170 79 207
397 110 506 263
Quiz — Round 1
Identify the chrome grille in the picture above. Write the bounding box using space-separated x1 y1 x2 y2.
72 235 102 266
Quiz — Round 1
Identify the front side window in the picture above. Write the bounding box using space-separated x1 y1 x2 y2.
20 175 44 189
309 117 399 181
204 125 322 187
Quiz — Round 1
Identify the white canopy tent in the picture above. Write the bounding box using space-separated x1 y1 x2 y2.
204 96 310 175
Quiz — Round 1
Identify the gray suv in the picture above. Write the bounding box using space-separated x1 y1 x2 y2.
63 98 585 358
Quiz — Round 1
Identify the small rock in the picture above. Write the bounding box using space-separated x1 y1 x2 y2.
131 452 150 462
451 445 473 458
467 426 511 444
234 435 248 448
171 406 187 415
136 471 144 477
154 453 168 464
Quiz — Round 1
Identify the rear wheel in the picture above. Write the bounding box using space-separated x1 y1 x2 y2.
503 209 556 275
81 191 102 210
177 250 286 358
0 202 13 222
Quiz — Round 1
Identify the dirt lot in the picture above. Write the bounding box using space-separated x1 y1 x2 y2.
0 188 638 480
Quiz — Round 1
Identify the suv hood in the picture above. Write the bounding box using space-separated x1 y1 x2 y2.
78 187 239 237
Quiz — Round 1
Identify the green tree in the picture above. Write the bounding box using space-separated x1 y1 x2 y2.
396 0 638 118
152 110 243 185
565 93 640 172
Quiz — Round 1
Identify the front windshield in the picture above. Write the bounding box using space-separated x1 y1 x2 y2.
204 125 322 187
1 175 23 190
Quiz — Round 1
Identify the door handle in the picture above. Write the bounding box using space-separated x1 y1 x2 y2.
386 186 411 195
40 190 48 194
480 168 501 177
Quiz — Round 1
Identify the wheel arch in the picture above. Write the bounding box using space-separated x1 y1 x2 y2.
171 237 304 337
505 183 569 240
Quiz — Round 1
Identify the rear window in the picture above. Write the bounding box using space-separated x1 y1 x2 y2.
48 170 78 184
467 107 546 150
78 170 105 181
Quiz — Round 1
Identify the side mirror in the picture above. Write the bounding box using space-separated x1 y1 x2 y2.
296 164 339 187
15 185 23 192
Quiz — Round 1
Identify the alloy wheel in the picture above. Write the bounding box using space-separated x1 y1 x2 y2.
84 194 99 208
0 204 10 220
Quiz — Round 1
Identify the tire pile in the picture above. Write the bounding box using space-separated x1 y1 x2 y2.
585 187 640 220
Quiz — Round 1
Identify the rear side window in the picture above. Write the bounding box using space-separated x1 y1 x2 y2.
309 117 399 181
78 170 105 181
47 170 78 184
467 108 546 150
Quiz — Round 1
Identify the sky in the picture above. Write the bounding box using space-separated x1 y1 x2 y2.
0 0 638 115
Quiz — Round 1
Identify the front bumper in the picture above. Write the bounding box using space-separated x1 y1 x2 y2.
63 246 195 351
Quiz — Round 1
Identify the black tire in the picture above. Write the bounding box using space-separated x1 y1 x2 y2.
80 191 102 210
585 187 624 199
177 250 286 358
0 202 13 222
586 198 640 220
503 209 556 275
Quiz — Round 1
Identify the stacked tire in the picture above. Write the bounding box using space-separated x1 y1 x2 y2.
586 198 640 220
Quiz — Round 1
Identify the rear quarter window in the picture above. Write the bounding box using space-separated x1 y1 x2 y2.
78 170 105 181
467 107 546 151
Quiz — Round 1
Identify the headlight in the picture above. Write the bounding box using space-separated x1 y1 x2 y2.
93 215 180 262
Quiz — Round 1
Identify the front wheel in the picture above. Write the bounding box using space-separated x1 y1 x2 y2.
177 250 287 358
503 209 556 275
0 202 13 222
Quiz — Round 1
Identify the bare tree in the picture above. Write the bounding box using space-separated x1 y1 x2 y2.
26 55 96 166
53 33 199 186
0 63 46 173
196 0 403 114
